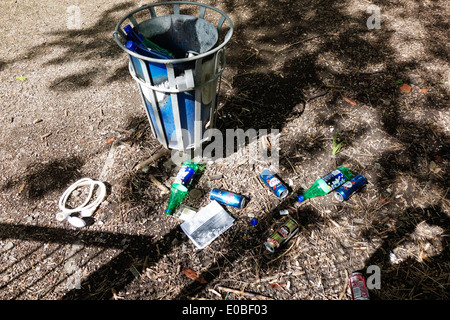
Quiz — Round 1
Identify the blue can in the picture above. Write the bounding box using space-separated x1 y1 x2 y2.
174 165 195 187
210 188 246 208
334 174 367 201
259 169 289 199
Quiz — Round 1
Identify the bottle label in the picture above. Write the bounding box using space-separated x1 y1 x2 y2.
321 169 346 192
174 166 195 186
260 170 288 198
268 177 281 188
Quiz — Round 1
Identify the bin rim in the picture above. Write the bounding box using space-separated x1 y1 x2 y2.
112 1 233 64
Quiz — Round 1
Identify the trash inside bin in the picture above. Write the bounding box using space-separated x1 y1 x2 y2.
113 2 233 151
136 14 219 58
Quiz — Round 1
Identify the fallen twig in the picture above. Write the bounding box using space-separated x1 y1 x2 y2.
148 174 169 194
135 148 171 170
276 35 321 52
40 132 52 139
338 270 349 300
266 237 298 265
217 286 274 300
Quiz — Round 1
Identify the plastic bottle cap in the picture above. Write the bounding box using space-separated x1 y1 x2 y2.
250 218 258 226
126 40 137 51
297 195 305 203
67 216 86 228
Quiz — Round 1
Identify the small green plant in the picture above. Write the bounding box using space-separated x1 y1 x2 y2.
323 131 344 156
331 132 344 155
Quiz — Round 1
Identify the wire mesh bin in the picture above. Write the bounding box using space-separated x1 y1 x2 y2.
113 1 233 151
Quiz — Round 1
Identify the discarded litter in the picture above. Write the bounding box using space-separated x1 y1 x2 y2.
180 200 234 250
166 160 204 215
250 218 258 226
265 218 299 253
209 188 246 208
56 178 106 228
174 204 198 221
124 24 172 59
188 188 203 200
174 160 204 187
260 169 289 199
165 183 188 215
349 271 370 300
297 166 353 203
334 174 367 202
388 249 400 264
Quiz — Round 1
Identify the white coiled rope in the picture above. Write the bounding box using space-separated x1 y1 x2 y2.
56 178 106 228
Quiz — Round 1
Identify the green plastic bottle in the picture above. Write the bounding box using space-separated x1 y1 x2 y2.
165 183 188 215
165 160 205 215
141 36 174 58
297 167 353 203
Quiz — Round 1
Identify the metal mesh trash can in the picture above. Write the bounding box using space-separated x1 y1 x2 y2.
113 1 233 151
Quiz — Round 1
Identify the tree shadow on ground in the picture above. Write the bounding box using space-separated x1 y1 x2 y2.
3 2 136 91
362 204 449 299
0 222 184 299
1 156 85 200
1 0 449 300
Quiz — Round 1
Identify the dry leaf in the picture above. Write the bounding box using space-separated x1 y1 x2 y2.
111 288 124 300
270 282 286 289
183 268 207 284
429 161 441 173
421 252 432 263
18 181 27 194
399 83 412 93
270 283 281 289
343 97 357 105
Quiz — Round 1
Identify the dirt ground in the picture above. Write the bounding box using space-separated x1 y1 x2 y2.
0 0 449 301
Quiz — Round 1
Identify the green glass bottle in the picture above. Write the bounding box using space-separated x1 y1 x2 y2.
297 167 353 203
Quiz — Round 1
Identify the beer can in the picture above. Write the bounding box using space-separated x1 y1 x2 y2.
265 218 299 253
210 188 246 208
260 169 288 199
349 272 370 300
174 165 195 187
334 174 367 202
